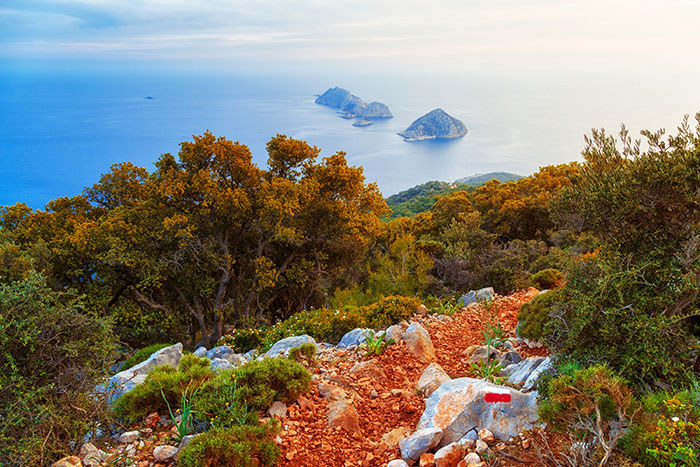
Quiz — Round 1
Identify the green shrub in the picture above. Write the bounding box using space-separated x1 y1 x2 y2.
0 275 115 466
622 383 700 466
539 364 636 466
233 358 311 411
549 254 698 388
255 306 368 352
516 289 561 341
113 354 213 422
288 343 317 364
191 370 259 429
530 268 563 290
364 295 421 328
219 327 268 353
177 423 280 467
121 343 172 371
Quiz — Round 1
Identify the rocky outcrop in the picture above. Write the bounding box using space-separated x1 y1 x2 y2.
506 356 552 391
315 87 392 125
398 109 467 142
417 378 539 444
108 344 183 400
458 287 495 307
338 328 373 348
263 335 317 358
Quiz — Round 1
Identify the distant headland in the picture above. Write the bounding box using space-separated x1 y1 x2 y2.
315 87 392 126
398 108 467 142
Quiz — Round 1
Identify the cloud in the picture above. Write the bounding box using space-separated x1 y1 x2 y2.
2 0 700 71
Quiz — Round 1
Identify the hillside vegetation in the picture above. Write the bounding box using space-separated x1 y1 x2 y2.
385 172 522 219
2 114 700 466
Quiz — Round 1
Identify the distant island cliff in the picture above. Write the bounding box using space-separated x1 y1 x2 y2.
398 108 467 141
315 87 392 124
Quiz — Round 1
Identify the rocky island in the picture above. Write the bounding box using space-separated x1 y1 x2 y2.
315 87 392 125
398 108 467 141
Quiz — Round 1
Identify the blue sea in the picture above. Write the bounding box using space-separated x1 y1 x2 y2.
2 67 700 208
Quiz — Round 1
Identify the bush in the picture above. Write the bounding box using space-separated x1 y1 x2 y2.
253 306 368 352
233 358 311 411
0 275 115 466
121 343 172 371
530 268 563 290
516 289 561 341
220 327 268 353
177 423 280 467
113 354 213 422
549 254 698 388
539 364 636 466
191 370 259 429
364 295 421 328
622 383 700 466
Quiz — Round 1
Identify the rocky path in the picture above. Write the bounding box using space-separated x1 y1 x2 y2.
277 289 552 467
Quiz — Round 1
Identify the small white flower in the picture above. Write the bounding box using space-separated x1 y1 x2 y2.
672 416 680 422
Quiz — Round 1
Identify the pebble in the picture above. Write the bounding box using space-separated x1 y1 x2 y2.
119 430 140 444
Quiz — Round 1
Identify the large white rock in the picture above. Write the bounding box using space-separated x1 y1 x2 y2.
416 363 451 397
262 335 317 358
109 343 183 400
417 378 538 445
404 322 435 362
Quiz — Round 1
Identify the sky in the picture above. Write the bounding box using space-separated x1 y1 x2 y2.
3 0 700 72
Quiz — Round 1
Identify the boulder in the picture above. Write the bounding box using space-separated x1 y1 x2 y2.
51 456 82 467
417 378 538 445
434 442 464 467
399 427 443 463
475 287 495 301
263 335 317 358
404 322 435 362
193 346 208 358
206 345 234 360
417 363 451 397
210 358 234 371
457 291 477 307
109 343 183 400
387 461 410 467
523 357 552 391
338 328 373 348
506 356 549 390
153 445 179 461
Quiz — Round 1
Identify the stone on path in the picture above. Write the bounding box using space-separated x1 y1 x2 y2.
153 445 179 462
51 456 82 467
417 363 451 397
404 322 435 362
399 427 443 463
